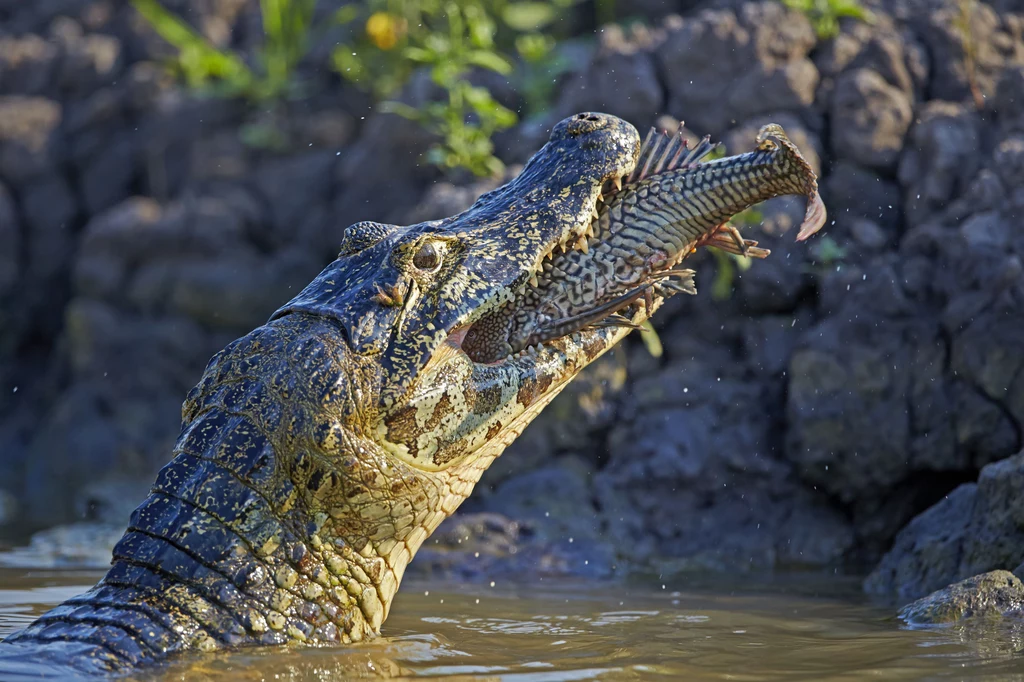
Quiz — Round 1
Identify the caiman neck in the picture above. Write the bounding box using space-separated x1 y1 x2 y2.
4 314 496 671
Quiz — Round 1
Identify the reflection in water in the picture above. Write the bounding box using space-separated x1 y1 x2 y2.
1 568 1023 681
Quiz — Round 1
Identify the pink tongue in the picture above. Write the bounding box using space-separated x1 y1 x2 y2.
797 191 827 242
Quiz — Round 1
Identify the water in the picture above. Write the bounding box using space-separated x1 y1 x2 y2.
0 567 1022 680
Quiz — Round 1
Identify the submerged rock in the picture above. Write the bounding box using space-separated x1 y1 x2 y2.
0 522 122 569
900 571 1024 625
866 452 1024 602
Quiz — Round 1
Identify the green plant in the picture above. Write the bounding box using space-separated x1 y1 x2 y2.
955 0 985 109
372 2 519 176
810 235 847 266
132 0 316 100
782 0 874 40
333 0 582 176
639 319 663 358
515 32 573 118
709 247 753 301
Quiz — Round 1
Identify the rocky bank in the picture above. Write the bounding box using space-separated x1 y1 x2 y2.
1 0 1024 606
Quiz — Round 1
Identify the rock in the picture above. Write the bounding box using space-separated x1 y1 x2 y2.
830 68 913 172
166 248 318 331
815 20 928 103
405 172 509 224
898 101 982 227
949 305 1024 430
54 29 122 97
79 132 135 215
21 175 79 280
556 24 664 127
485 457 601 543
849 218 890 250
73 197 164 301
959 210 1011 250
900 571 1024 625
822 160 903 234
743 314 805 376
0 96 62 183
407 512 612 580
658 2 818 136
593 351 854 571
910 1 1024 104
781 285 1017 558
0 35 59 95
333 110 439 227
866 453 1024 601
251 151 339 250
994 65 1024 135
0 490 16 527
734 236 812 313
74 193 314 331
0 522 123 569
993 134 1024 189
0 182 19 297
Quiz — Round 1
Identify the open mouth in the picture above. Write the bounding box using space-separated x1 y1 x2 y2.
445 122 826 369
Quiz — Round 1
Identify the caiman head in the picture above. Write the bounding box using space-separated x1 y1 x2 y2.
275 112 643 473
262 111 822 637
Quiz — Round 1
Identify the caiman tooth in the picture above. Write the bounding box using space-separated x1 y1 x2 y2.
577 236 589 254
529 274 539 288
614 176 623 192
591 206 600 220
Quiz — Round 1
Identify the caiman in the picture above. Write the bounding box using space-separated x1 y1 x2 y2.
0 112 825 676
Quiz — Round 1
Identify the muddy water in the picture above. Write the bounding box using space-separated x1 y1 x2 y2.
0 567 1022 680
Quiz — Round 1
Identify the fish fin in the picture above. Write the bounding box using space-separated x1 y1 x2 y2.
627 124 720 185
702 224 771 258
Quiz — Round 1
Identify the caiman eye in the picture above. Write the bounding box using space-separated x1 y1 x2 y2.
413 241 442 272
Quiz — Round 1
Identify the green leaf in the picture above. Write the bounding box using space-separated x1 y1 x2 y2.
639 320 663 358
378 100 423 121
332 5 361 25
466 49 513 75
710 248 736 301
403 46 436 63
502 2 557 31
515 33 554 63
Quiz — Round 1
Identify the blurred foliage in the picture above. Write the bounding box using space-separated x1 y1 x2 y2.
639 319 663 358
810 235 847 266
131 0 619 174
367 2 519 176
955 0 985 109
132 0 315 100
335 0 580 176
709 246 753 301
782 0 873 40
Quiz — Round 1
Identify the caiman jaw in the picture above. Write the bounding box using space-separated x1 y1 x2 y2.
453 178 629 365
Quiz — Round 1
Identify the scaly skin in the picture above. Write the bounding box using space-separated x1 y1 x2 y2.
0 113 824 676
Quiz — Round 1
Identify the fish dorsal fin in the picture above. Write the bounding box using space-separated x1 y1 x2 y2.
625 123 718 186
